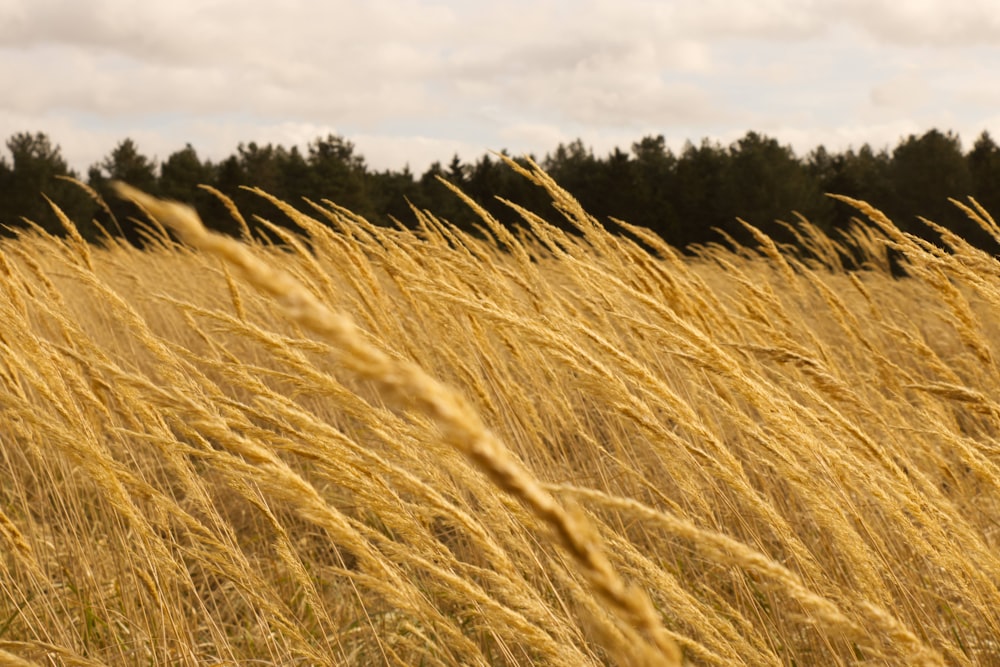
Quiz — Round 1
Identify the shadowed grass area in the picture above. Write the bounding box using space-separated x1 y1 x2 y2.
1 162 999 666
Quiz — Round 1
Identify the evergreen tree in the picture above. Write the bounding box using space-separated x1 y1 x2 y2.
889 129 975 241
157 143 240 236
446 154 469 186
599 146 636 225
211 142 300 239
160 143 215 200
419 160 472 229
812 143 893 229
627 135 680 241
673 138 729 246
230 142 286 196
371 165 425 225
0 132 93 235
89 138 158 191
719 131 829 244
88 138 162 244
305 134 372 218
968 131 1000 232
543 139 605 232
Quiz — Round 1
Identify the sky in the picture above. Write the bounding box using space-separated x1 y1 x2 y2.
2 0 1000 176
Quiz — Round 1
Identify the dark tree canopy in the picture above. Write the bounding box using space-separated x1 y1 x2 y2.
0 132 95 235
719 131 830 243
969 131 1000 225
89 138 158 191
2 127 1000 257
888 130 974 238
160 144 215 200
84 138 161 244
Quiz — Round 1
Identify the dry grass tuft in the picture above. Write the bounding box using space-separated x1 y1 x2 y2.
1 166 998 666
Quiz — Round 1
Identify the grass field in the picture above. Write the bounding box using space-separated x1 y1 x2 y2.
2 161 1000 666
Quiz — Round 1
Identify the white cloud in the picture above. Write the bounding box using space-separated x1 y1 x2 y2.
669 0 828 39
870 74 931 110
498 123 573 151
833 0 1000 46
352 133 488 172
0 0 998 179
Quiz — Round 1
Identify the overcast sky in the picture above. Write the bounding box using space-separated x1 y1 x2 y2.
2 0 999 175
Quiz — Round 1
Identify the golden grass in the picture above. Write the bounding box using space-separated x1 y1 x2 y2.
2 162 1000 665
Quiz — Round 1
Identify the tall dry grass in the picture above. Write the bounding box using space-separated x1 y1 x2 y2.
1 161 999 666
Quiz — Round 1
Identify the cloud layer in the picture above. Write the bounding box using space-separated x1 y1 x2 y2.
1 0 998 174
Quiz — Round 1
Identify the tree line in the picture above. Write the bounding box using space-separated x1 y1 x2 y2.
1 128 999 254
